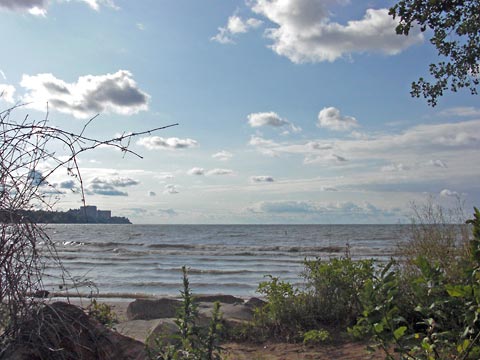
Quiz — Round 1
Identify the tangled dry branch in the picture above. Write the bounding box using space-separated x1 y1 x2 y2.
0 104 176 356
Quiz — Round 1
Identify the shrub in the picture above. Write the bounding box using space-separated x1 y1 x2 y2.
147 266 223 360
352 207 480 360
251 252 375 341
87 299 118 329
302 329 331 346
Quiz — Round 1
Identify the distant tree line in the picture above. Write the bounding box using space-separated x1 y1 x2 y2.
0 209 131 224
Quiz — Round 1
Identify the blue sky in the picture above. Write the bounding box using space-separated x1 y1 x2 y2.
1 0 479 224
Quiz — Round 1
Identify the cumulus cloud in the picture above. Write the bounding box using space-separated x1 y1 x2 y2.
80 0 118 11
86 183 128 196
212 151 233 161
211 15 263 44
0 0 47 15
248 111 289 127
250 175 275 183
20 70 149 119
249 0 423 63
250 200 399 219
90 176 140 187
164 184 179 194
85 175 138 196
188 167 205 176
137 136 198 150
0 83 15 103
28 169 45 186
440 189 459 197
206 168 234 176
317 107 358 131
58 179 76 189
0 0 117 15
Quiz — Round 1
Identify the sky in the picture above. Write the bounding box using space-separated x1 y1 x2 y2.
1 0 479 224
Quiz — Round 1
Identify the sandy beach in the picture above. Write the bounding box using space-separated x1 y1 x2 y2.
55 296 385 360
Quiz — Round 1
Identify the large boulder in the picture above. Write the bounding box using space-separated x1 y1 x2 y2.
197 302 254 322
126 298 181 320
2 302 145 360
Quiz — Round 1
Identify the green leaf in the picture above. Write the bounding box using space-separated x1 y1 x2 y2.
374 322 384 333
393 326 407 340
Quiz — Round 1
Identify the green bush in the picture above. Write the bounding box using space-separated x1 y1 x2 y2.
303 255 374 325
86 299 118 328
250 253 375 341
302 329 331 346
351 207 480 360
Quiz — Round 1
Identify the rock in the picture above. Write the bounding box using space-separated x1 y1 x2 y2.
193 294 243 304
116 318 164 343
197 302 254 325
145 318 180 347
245 297 266 309
126 298 181 320
2 301 145 360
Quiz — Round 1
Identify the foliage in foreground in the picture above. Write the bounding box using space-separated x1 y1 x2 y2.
352 207 480 359
236 204 479 360
147 266 223 360
242 252 375 342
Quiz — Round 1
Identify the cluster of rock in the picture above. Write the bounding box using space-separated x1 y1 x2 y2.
2 295 265 360
117 294 265 347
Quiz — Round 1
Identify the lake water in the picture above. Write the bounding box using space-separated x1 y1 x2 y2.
41 224 408 298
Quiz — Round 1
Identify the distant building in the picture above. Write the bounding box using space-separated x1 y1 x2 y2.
80 205 98 221
97 210 111 221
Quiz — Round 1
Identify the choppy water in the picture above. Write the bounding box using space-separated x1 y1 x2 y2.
41 224 408 297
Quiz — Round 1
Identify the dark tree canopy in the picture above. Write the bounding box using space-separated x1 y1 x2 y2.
390 0 480 106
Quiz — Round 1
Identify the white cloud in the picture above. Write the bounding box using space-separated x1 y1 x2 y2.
90 176 140 187
249 1 423 63
188 167 205 176
21 70 149 118
0 83 15 103
428 159 448 168
137 136 198 150
85 175 138 196
249 200 401 220
0 69 6 80
0 0 117 15
439 107 480 117
248 111 289 127
440 189 459 197
136 22 146 31
249 135 277 147
250 175 274 183
155 173 175 180
164 184 179 194
212 150 233 161
304 152 348 164
80 0 118 11
206 168 234 176
381 163 410 172
0 0 46 13
211 15 263 44
317 107 358 131
86 183 128 196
